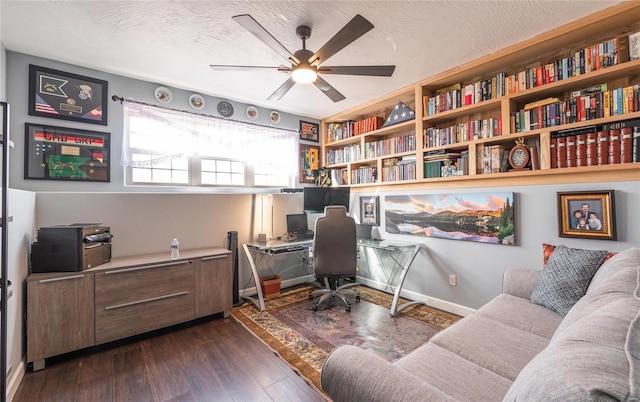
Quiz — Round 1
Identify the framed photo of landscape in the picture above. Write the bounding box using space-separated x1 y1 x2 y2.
557 190 616 240
299 120 319 142
28 64 108 125
24 123 110 182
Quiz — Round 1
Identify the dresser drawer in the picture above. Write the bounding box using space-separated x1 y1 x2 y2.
95 260 195 344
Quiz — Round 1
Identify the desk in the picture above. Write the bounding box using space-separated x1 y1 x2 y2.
242 238 425 316
242 240 313 311
358 239 426 316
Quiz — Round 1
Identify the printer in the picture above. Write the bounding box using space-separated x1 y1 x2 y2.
30 223 112 273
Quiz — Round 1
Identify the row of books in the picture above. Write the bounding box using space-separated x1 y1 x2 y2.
351 166 377 185
363 132 416 159
330 168 349 186
551 124 640 168
381 158 416 182
423 33 637 117
326 116 385 143
424 117 502 148
325 144 361 165
511 83 640 132
423 151 470 178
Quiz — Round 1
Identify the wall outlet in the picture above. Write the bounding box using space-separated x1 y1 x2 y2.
449 274 457 286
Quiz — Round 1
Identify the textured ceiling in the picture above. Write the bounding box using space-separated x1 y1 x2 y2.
0 1 622 120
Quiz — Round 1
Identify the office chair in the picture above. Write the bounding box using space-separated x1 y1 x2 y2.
309 205 360 312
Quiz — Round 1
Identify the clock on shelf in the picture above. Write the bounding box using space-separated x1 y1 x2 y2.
508 137 531 170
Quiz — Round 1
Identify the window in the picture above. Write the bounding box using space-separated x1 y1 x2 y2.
122 102 298 188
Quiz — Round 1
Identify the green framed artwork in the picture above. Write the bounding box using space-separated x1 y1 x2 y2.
24 123 110 182
299 144 319 184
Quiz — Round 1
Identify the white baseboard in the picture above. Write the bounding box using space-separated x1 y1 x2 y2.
241 275 475 317
355 277 476 317
7 360 25 402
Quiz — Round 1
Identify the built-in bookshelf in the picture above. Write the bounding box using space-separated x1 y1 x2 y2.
321 2 640 189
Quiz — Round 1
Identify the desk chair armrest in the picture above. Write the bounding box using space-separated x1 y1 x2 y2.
321 345 456 402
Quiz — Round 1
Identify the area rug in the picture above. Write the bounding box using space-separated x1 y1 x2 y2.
230 285 460 395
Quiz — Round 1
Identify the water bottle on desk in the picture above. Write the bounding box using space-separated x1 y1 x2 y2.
170 238 180 259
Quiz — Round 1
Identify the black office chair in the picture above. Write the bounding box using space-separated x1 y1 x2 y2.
309 205 360 312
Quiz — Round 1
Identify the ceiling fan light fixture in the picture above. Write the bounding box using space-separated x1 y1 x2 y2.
291 65 317 84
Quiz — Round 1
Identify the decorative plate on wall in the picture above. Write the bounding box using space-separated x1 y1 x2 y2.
246 106 259 120
154 86 173 104
269 111 281 124
217 101 234 118
189 94 205 110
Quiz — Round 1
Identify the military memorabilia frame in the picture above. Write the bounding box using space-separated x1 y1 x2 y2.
24 123 110 182
28 64 109 125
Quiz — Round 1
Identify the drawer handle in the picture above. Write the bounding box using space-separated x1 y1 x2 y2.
38 274 85 283
104 261 190 275
104 291 189 311
201 255 227 262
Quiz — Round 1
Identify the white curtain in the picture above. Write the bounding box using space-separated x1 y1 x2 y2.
122 101 298 176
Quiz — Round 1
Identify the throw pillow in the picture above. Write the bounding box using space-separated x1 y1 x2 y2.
531 245 608 315
542 243 615 268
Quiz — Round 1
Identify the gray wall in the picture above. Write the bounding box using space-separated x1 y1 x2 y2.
7 51 319 193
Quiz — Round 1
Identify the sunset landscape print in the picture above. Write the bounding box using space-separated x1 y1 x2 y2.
385 192 515 245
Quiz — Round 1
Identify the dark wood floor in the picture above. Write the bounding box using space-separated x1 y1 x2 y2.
13 315 326 402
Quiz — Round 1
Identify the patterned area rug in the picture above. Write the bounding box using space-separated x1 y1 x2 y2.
230 285 460 395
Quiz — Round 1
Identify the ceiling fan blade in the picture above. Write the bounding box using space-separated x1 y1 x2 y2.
210 65 291 72
318 65 395 76
314 76 346 102
267 77 296 101
309 14 374 66
232 14 300 65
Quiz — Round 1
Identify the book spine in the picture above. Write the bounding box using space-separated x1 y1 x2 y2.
621 127 633 163
550 137 558 169
586 132 598 166
597 130 609 165
633 127 640 162
530 145 540 170
576 134 587 167
609 129 621 164
556 136 567 168
565 135 577 167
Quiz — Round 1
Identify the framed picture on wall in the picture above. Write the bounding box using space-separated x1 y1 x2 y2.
24 123 110 182
557 190 616 240
299 144 319 184
28 64 109 125
360 196 380 226
299 120 320 142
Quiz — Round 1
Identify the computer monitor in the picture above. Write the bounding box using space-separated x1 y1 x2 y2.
286 213 309 235
303 187 350 213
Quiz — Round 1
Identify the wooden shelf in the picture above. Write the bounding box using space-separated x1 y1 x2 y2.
321 3 640 189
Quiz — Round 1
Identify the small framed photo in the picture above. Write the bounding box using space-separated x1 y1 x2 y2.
360 196 380 226
557 190 616 240
24 123 110 182
299 120 320 142
299 144 319 184
28 64 108 125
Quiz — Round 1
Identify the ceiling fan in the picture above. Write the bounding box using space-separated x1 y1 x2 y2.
210 14 395 102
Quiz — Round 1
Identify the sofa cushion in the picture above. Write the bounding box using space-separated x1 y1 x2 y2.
530 245 608 315
395 343 513 402
475 294 563 339
555 248 640 336
504 282 640 402
430 314 549 381
626 269 640 401
543 243 615 268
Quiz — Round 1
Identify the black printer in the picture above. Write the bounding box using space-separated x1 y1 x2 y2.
30 223 112 273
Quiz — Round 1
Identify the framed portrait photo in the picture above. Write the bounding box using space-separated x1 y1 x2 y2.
360 196 380 226
299 120 320 142
299 144 320 184
24 123 110 182
29 64 109 125
557 190 616 240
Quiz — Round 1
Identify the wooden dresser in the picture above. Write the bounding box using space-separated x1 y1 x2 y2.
26 247 232 370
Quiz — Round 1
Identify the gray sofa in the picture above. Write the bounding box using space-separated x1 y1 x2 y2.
321 247 640 401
